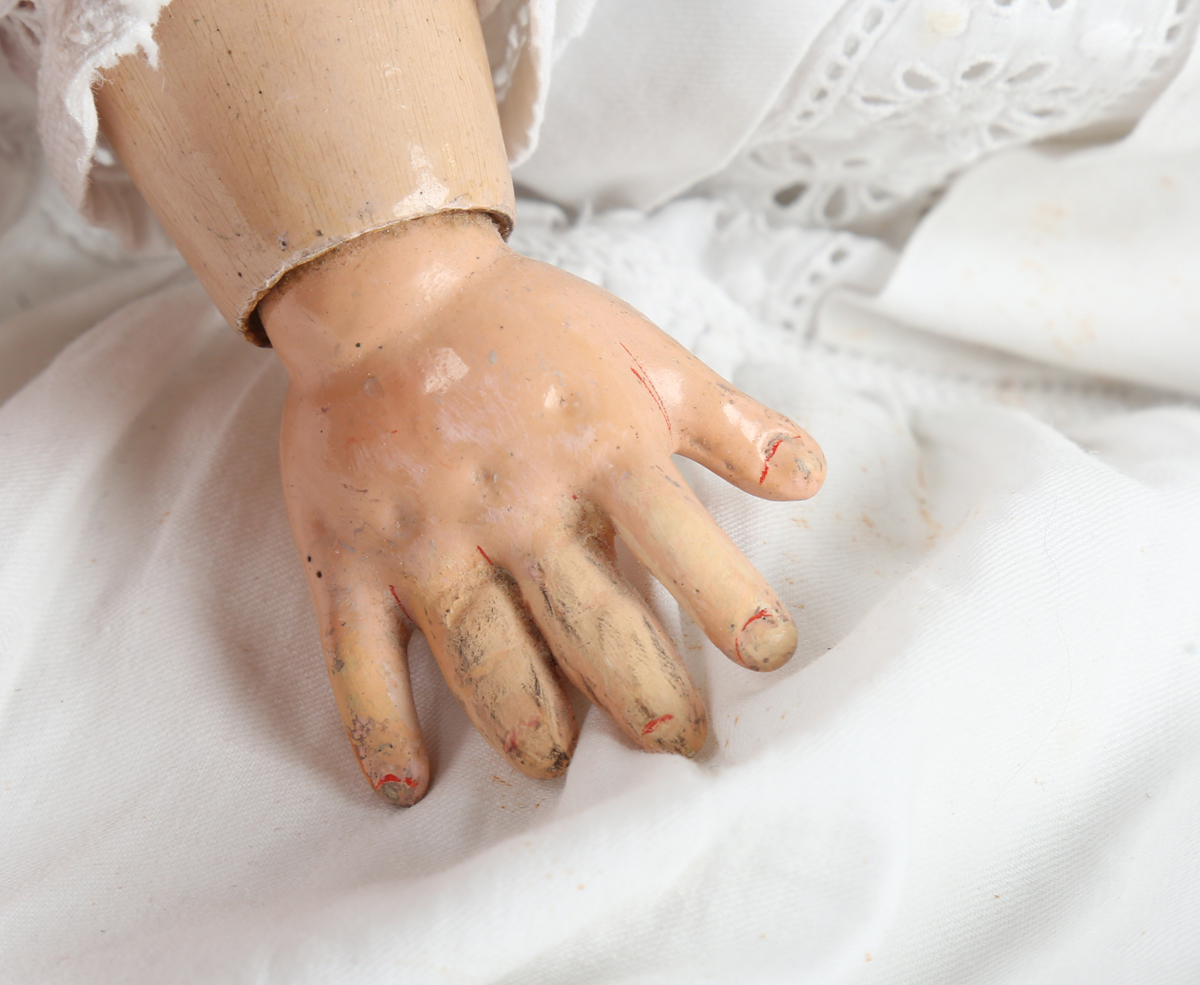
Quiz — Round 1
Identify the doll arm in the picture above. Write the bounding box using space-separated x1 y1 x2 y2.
95 0 826 805
94 0 512 345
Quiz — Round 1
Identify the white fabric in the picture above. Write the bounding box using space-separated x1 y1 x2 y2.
868 28 1200 396
515 0 1199 225
706 0 1199 234
0 0 166 231
512 0 841 211
3 183 1200 985
4 2 1200 983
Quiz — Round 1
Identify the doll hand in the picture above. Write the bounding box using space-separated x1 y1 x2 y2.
260 213 825 805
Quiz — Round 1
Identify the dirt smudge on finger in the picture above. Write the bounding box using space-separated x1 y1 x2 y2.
430 565 578 779
525 536 706 756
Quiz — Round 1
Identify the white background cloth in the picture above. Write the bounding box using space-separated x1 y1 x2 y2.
3 1 1200 982
868 33 1200 396
3 193 1199 984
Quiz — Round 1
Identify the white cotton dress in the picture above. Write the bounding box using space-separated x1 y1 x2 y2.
2 2 1200 983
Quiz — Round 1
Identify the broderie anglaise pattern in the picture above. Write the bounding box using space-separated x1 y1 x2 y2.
705 0 1199 234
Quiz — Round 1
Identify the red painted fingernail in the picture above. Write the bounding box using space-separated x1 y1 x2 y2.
741 608 770 632
375 773 419 790
733 606 797 672
503 716 542 753
642 714 675 736
759 436 788 484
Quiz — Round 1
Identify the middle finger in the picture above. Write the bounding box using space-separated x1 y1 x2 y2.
503 512 707 757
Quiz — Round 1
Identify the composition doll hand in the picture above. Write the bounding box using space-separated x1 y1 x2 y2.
260 212 826 805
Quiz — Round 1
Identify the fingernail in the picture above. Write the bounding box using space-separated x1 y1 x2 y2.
759 433 825 494
734 607 797 671
376 773 423 807
639 710 707 757
790 437 826 492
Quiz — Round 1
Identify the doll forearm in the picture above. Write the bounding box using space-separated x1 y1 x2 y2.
94 0 514 346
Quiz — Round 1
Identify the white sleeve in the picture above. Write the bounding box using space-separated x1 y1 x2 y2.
479 0 592 167
512 0 843 213
0 0 568 250
0 0 170 251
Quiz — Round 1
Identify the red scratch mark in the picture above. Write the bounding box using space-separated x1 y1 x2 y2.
733 639 746 666
620 342 672 435
477 545 494 565
741 608 770 632
388 584 412 623
642 714 675 736
504 716 541 753
759 436 787 484
375 773 419 790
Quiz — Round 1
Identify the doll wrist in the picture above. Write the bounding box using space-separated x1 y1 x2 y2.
259 211 509 381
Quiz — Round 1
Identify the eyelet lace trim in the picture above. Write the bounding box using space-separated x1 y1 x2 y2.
706 0 1200 231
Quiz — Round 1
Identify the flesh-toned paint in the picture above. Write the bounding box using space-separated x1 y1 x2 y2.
101 0 825 807
262 213 820 800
